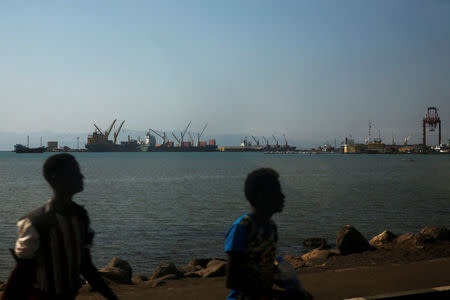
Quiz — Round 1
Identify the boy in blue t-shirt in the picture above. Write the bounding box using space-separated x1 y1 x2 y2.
224 168 285 300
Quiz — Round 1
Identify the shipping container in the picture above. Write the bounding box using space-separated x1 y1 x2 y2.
208 139 216 146
182 141 192 147
198 141 207 147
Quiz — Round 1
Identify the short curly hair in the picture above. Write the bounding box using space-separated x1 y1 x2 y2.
43 153 77 187
244 168 280 206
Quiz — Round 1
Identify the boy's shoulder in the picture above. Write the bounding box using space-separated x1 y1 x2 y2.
233 214 252 227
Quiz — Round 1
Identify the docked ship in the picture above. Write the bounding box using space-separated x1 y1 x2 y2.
86 120 141 152
14 136 46 153
14 144 46 153
86 120 218 152
142 123 218 152
220 135 296 152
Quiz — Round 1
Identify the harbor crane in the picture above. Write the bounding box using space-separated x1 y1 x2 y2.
251 136 260 146
173 121 192 147
150 128 169 145
272 135 279 147
403 136 411 146
283 134 288 147
181 121 191 146
104 119 117 140
197 123 208 146
172 132 181 145
113 120 125 144
93 124 104 136
188 132 195 145
262 136 270 146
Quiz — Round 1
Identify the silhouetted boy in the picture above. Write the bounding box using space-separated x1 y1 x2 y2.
2 154 118 300
225 168 285 300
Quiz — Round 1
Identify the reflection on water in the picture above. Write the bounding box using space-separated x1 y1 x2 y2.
0 152 449 278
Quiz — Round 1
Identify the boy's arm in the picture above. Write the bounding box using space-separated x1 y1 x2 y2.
80 248 119 300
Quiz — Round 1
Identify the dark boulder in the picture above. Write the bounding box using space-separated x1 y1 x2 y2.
99 257 133 284
336 225 372 255
150 263 183 280
419 226 450 242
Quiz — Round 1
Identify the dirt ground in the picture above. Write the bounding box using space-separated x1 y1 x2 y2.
2 241 449 299
73 257 450 300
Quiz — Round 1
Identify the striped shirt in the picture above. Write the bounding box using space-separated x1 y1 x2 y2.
15 201 94 296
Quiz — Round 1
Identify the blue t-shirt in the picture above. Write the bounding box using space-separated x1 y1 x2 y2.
224 214 278 300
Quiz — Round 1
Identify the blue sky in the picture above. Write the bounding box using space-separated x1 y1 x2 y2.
1 0 449 148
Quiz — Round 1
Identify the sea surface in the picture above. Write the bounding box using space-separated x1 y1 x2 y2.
1 152 449 280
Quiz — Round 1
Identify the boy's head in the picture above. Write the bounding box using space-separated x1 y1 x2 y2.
244 168 284 215
43 154 84 195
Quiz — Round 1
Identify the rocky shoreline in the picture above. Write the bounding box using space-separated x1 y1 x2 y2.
1 225 449 291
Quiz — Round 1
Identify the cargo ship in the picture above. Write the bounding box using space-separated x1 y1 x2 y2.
14 144 46 153
142 124 218 152
14 136 46 153
86 120 218 152
86 120 141 152
220 135 296 152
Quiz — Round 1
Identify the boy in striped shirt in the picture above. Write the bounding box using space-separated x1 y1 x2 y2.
2 154 118 300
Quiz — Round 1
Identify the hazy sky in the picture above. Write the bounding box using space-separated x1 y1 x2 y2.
1 0 449 146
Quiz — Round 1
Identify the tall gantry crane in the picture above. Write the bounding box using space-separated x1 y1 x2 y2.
423 107 441 146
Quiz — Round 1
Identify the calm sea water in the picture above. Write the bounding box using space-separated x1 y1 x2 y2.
1 152 449 279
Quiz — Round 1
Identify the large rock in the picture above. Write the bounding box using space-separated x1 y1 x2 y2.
419 226 450 242
336 225 372 255
150 263 183 280
369 230 397 249
283 254 306 269
132 275 149 285
188 258 212 268
197 259 227 278
302 238 328 249
145 274 179 288
99 257 133 284
395 233 420 246
301 249 340 266
180 264 202 274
